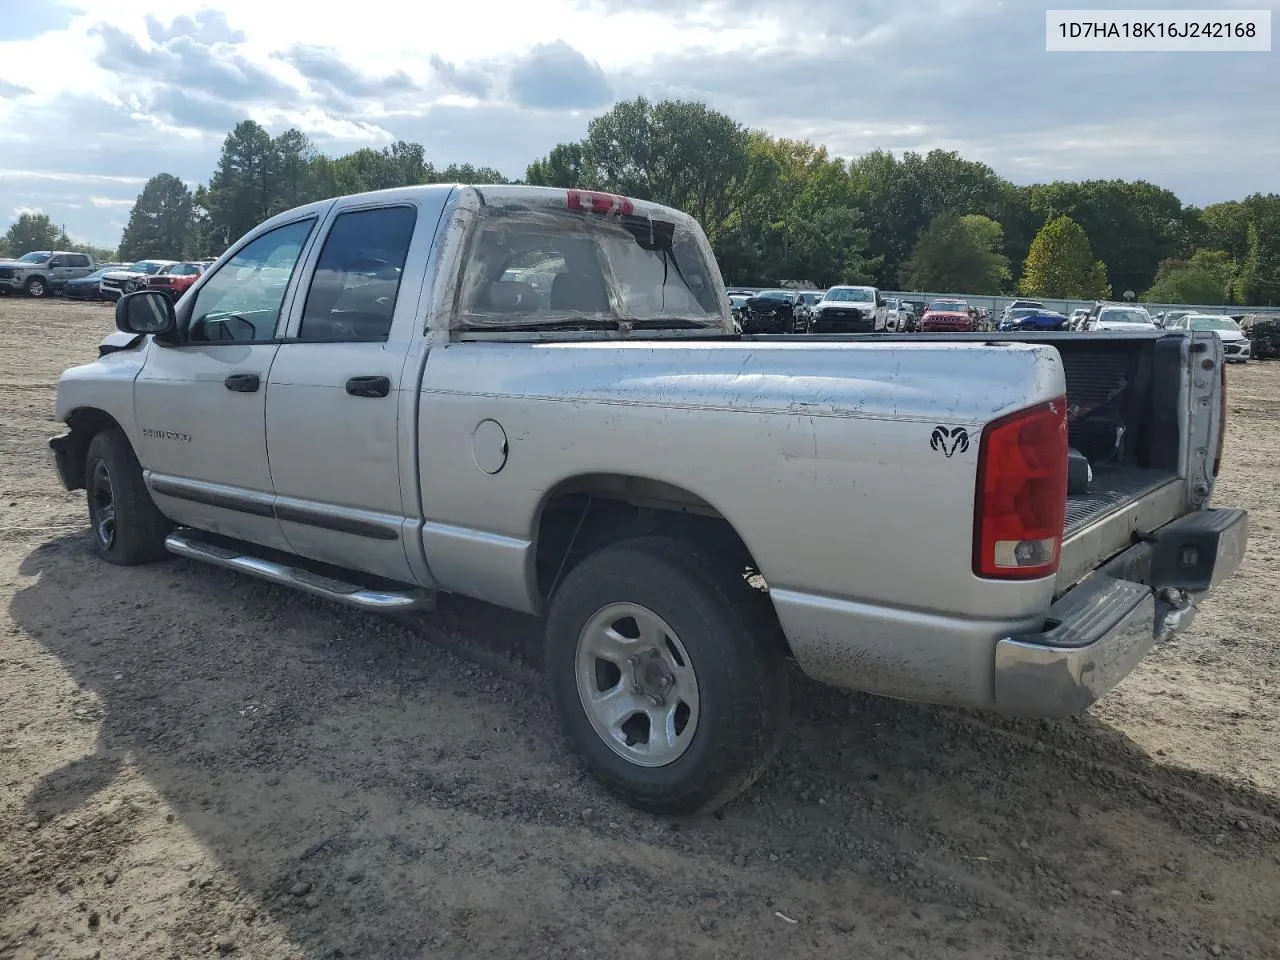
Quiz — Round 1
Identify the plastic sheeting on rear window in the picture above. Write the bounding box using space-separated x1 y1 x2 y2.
448 205 728 331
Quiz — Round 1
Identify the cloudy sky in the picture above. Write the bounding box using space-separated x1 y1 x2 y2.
0 0 1273 248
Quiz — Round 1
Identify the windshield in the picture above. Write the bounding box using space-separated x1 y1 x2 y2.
824 288 873 302
1189 316 1239 331
126 261 167 274
170 263 203 276
18 252 51 264
454 204 724 330
1099 308 1151 324
930 300 967 312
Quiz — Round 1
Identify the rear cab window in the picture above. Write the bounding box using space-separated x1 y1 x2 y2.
452 193 726 332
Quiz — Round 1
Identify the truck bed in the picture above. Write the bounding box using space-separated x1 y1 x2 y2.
1065 465 1178 537
754 328 1198 585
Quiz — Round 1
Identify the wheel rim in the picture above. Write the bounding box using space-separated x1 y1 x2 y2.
575 602 700 768
29 280 45 297
89 460 116 549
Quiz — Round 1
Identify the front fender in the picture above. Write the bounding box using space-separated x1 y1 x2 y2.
54 339 148 446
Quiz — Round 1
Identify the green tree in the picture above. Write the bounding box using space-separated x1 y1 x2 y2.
118 173 195 260
1144 249 1235 304
205 120 282 250
577 97 750 233
1026 179 1186 296
1019 215 1112 299
1238 221 1280 306
1195 200 1250 261
526 142 586 188
3 212 62 254
273 129 318 209
900 213 1010 293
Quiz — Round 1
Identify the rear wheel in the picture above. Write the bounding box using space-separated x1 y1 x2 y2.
546 535 789 815
84 429 172 566
25 276 47 298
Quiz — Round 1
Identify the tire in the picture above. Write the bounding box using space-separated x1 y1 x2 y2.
84 428 172 566
25 276 48 298
546 535 789 815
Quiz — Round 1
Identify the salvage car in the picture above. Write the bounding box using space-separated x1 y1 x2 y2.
0 250 96 297
62 264 127 301
743 288 805 334
1241 315 1280 360
809 285 887 333
48 184 1248 815
144 261 209 301
920 297 975 332
1167 313 1250 363
1083 304 1158 331
98 260 179 302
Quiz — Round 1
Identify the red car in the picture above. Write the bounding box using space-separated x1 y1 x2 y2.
144 261 207 300
919 298 974 332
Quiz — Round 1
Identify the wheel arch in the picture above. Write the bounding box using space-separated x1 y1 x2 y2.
58 407 127 490
530 471 783 641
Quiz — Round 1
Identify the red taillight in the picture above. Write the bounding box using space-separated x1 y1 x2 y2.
1213 359 1226 476
567 189 635 216
973 398 1069 580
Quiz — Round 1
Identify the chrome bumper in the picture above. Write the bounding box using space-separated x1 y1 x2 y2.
994 508 1248 716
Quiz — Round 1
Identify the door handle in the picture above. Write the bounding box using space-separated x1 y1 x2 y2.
346 375 391 398
224 373 260 393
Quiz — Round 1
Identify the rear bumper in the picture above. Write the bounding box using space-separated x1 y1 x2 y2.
775 507 1248 716
994 507 1248 715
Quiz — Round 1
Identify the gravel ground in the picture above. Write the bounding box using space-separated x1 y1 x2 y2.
1 297 1277 960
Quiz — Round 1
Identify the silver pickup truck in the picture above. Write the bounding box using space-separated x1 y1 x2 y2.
48 185 1248 814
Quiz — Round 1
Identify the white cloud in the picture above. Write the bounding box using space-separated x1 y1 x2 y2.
0 169 149 186
0 0 1271 248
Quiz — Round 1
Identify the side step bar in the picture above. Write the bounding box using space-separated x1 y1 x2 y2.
165 532 436 612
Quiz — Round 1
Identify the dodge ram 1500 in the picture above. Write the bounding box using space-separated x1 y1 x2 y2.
48 184 1248 814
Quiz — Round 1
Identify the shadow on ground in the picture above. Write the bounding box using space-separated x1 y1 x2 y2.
9 533 1280 959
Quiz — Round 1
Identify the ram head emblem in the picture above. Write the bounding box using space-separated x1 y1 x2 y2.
930 425 969 458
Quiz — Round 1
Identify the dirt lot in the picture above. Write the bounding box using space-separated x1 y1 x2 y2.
1 297 1277 960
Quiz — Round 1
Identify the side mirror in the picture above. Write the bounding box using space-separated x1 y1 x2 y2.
116 289 176 337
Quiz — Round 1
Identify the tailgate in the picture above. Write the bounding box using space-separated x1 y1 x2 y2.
1053 330 1224 592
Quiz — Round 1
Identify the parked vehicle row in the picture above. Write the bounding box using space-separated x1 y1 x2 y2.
0 249 216 301
99 260 214 302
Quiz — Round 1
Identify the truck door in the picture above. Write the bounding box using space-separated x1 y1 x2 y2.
264 198 440 585
133 216 320 551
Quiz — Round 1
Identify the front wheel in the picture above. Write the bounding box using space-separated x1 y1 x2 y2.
546 536 789 815
25 276 48 298
84 429 173 565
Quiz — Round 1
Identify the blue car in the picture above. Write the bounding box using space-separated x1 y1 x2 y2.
62 264 126 301
1000 308 1070 331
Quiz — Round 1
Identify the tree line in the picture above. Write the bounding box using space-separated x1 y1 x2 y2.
0 215 116 264
47 98 1280 306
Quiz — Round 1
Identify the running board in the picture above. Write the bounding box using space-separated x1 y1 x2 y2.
164 532 436 612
